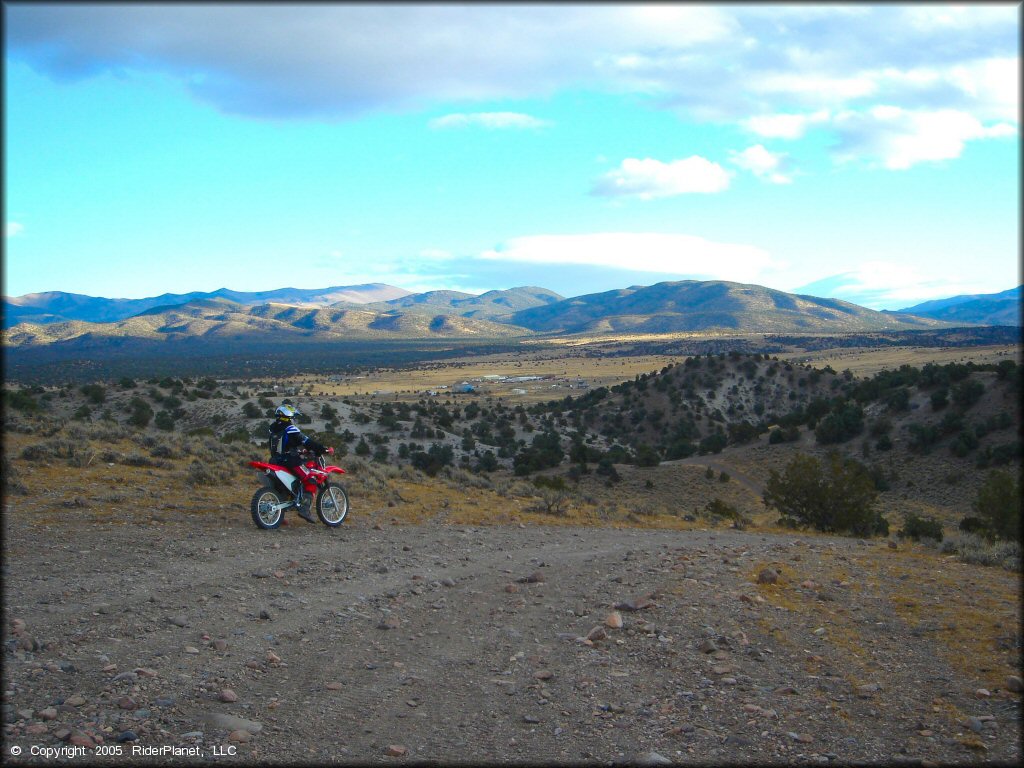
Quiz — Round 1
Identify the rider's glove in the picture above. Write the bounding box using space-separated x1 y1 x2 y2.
310 441 326 455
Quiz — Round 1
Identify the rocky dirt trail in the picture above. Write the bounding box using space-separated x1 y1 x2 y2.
3 510 1021 765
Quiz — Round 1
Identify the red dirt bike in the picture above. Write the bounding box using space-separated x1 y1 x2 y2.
248 447 349 530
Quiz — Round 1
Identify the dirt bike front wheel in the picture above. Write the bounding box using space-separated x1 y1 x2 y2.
316 483 349 527
251 488 285 530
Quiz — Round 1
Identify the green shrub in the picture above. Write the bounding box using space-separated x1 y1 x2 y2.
154 410 176 431
763 452 888 537
121 453 167 468
148 442 179 459
869 416 892 437
976 441 1023 468
907 423 940 454
472 450 497 473
951 379 984 410
595 457 620 483
972 470 1020 541
535 488 570 516
409 442 453 477
80 383 106 404
21 437 95 467
958 516 991 538
704 497 738 519
814 402 864 445
184 459 219 486
127 397 154 429
513 430 564 475
220 427 252 444
898 513 944 542
949 430 979 457
633 444 661 467
533 475 567 491
1 456 28 495
940 532 1020 571
885 387 910 412
4 388 40 413
698 432 727 454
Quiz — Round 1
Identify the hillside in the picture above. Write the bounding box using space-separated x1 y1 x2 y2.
897 287 1022 327
1 284 411 328
363 286 565 320
2 298 532 351
4 348 1018 536
508 280 952 334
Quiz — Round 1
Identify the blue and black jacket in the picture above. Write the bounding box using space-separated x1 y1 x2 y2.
269 421 321 460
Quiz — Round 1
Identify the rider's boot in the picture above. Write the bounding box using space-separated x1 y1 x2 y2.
293 479 315 522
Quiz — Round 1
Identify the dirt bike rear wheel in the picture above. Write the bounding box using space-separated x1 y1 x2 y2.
251 488 285 530
316 483 349 527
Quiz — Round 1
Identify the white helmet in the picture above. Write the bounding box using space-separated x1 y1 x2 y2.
275 404 299 422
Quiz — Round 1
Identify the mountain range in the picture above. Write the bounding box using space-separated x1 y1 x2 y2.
1 283 412 328
896 286 1021 327
505 281 948 334
4 280 987 356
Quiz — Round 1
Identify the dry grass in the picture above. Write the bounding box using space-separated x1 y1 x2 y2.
786 344 1019 378
749 542 1021 728
260 352 686 403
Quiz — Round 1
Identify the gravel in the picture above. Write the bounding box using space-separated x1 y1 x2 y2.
2 514 1020 764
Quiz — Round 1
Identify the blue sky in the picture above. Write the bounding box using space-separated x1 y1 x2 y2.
4 3 1020 310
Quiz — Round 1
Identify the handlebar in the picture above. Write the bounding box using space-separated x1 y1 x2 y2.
300 445 334 456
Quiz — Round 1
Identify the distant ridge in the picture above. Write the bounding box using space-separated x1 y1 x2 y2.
507 280 953 334
361 286 564 319
896 286 1021 327
2 297 532 351
3 279 997 359
2 284 412 328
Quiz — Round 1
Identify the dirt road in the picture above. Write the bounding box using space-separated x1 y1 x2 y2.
3 512 1020 765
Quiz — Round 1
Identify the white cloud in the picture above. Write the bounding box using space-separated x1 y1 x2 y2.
592 157 731 199
728 145 792 184
7 5 1017 128
480 233 774 283
749 72 878 103
5 222 24 237
743 109 830 139
900 5 1015 33
946 57 1020 122
428 112 549 130
4 5 733 118
799 261 993 308
832 106 1017 170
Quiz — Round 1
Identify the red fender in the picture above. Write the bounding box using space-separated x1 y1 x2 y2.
250 460 288 472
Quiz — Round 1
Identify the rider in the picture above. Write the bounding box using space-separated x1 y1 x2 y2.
269 404 327 522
